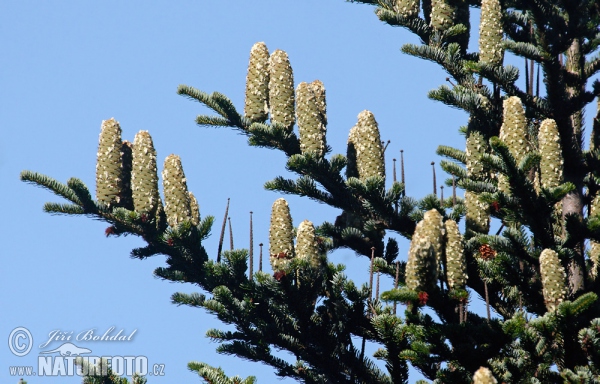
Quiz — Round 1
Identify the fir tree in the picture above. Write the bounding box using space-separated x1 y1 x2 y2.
20 0 600 382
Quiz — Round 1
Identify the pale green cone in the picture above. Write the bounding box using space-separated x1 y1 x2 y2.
120 140 134 210
539 249 567 312
394 0 420 18
406 221 438 292
421 209 445 269
268 49 295 131
538 119 564 190
269 198 295 271
466 130 487 177
96 118 124 206
310 80 327 127
295 220 320 267
296 82 327 157
499 96 530 193
430 0 455 31
131 131 160 215
346 126 360 179
162 154 192 228
355 110 385 181
479 0 504 66
244 42 270 123
465 191 490 234
590 194 600 278
444 219 467 290
189 192 200 226
473 367 498 384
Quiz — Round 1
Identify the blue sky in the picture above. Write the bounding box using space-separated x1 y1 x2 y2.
0 1 490 382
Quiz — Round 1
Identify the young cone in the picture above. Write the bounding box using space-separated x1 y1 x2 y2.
268 49 295 131
310 80 327 126
406 223 438 293
295 220 320 267
473 367 498 384
244 42 270 123
394 0 420 18
162 154 192 228
355 110 385 181
444 219 467 290
421 209 445 269
131 131 160 215
296 82 327 157
465 191 490 235
430 0 455 31
498 96 529 193
466 130 487 177
189 191 200 226
539 249 567 312
269 198 295 271
96 118 124 206
538 119 564 189
478 0 504 66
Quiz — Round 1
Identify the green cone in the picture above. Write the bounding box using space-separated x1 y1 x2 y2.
269 49 295 131
538 119 564 190
499 96 529 193
296 82 327 157
131 131 160 215
394 0 420 18
295 220 320 267
269 198 295 271
189 192 200 226
355 110 385 181
465 191 490 234
466 130 487 177
473 367 498 384
310 80 327 127
430 0 455 31
444 219 466 290
421 209 445 270
244 42 270 123
96 118 124 207
406 221 438 292
539 249 567 312
162 154 192 228
346 126 359 179
120 140 134 210
479 0 504 66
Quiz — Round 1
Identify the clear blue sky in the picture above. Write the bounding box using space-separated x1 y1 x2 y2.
1 1 496 383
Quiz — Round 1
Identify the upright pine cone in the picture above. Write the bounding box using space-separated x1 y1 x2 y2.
346 126 360 179
538 119 564 189
96 118 124 207
498 96 529 193
120 140 134 210
473 367 498 384
295 220 320 267
296 82 327 157
269 198 295 271
590 194 600 279
539 249 567 312
406 221 438 292
444 219 466 291
268 49 295 131
162 154 192 228
421 209 445 269
354 110 385 181
131 131 160 215
465 191 490 234
478 0 504 66
311 80 327 126
466 130 487 177
189 191 200 226
394 0 420 18
430 0 455 31
244 42 270 123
